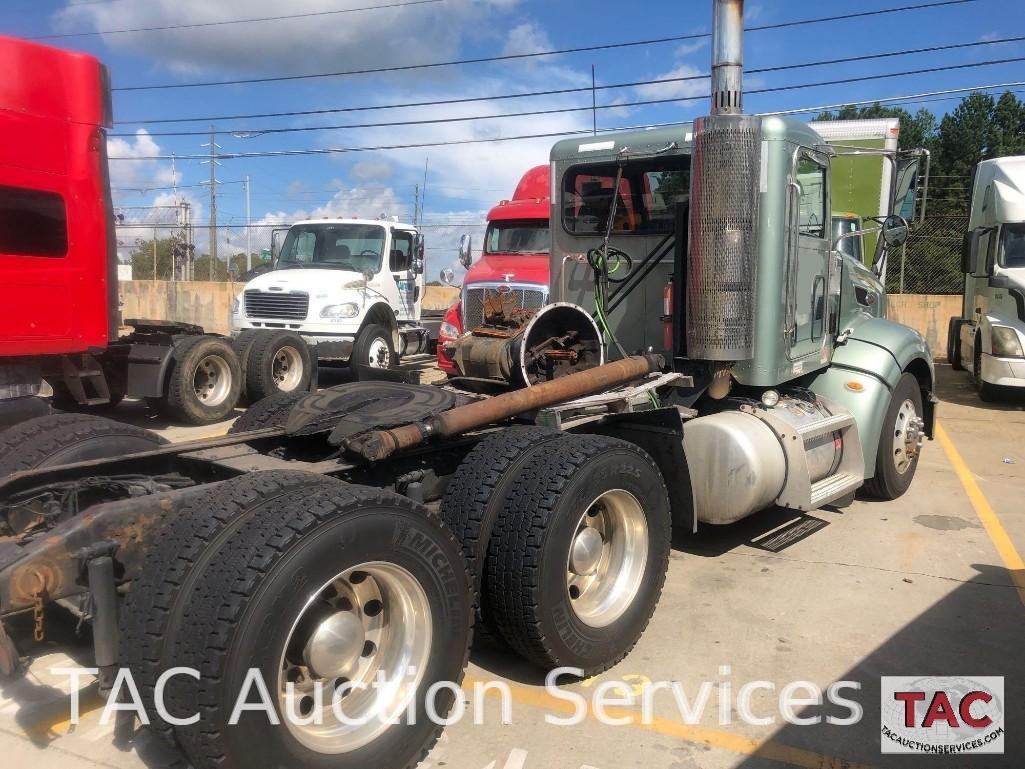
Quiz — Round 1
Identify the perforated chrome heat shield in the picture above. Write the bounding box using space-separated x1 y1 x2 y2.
685 113 761 361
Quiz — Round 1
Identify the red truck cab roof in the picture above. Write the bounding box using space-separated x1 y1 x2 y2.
485 164 550 223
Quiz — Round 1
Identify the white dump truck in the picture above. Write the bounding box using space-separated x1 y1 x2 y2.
949 156 1025 399
230 218 431 400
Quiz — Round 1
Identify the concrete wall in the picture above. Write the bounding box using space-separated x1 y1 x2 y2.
119 281 461 336
120 281 957 359
887 294 962 361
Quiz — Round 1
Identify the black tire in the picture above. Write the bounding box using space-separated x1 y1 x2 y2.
351 323 396 370
160 481 472 769
245 330 313 402
0 413 165 477
485 434 671 675
947 317 964 371
228 390 308 435
159 335 242 425
118 471 342 742
440 426 562 635
973 337 1001 402
232 329 263 403
862 373 925 500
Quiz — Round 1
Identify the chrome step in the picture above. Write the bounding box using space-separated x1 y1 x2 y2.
797 412 856 439
810 471 862 508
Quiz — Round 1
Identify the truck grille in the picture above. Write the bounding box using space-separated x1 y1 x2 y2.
463 284 547 331
244 290 309 320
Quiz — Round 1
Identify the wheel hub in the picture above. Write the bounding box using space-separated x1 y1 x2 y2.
565 490 649 629
892 399 924 474
304 611 366 679
570 527 604 576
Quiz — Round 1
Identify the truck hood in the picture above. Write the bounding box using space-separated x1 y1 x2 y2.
465 253 550 287
243 267 369 293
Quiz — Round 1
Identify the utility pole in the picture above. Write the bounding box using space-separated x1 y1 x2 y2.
244 175 252 273
413 183 420 226
591 64 597 135
201 126 222 280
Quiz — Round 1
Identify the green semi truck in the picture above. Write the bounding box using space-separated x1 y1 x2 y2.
0 3 936 767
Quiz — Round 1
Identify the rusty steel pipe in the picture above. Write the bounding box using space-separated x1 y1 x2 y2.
348 354 664 461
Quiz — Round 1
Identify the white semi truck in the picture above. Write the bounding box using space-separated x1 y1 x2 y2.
949 156 1025 399
230 218 431 400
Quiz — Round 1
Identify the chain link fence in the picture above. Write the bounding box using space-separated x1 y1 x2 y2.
887 214 967 295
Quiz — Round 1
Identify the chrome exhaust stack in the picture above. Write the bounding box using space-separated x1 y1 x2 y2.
685 0 760 365
711 0 744 115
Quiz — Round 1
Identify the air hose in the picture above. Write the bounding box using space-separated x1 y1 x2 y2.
585 166 658 408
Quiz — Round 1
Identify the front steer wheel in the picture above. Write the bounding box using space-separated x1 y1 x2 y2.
485 434 671 676
862 372 925 500
128 474 473 769
351 323 396 370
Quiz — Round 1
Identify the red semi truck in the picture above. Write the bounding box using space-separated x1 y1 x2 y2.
437 165 551 374
0 36 245 427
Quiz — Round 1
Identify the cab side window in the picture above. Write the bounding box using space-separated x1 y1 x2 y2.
390 232 413 272
795 155 827 239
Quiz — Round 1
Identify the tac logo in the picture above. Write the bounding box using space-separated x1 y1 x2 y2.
880 676 1004 754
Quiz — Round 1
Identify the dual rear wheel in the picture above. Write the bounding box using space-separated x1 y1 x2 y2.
441 430 672 675
120 471 472 769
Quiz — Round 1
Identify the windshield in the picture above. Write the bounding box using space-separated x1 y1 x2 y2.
832 217 862 262
277 223 386 272
484 219 550 255
999 222 1025 269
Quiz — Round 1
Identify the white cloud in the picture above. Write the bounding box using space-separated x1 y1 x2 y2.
106 129 176 192
675 39 709 58
351 158 394 182
635 63 708 101
502 22 553 57
55 0 526 77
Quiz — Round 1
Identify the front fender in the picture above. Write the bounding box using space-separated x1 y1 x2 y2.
809 317 934 478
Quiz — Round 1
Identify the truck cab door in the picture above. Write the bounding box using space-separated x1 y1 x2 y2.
785 149 832 366
389 229 421 321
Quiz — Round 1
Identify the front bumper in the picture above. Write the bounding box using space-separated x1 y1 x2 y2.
980 353 1025 388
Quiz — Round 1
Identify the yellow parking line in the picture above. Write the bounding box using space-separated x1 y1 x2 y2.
465 674 877 769
935 420 1025 608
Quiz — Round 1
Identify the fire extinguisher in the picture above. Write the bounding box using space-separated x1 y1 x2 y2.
662 274 674 352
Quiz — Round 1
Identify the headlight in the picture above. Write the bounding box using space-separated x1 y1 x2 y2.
439 321 460 341
320 302 360 319
991 326 1024 357
231 297 240 314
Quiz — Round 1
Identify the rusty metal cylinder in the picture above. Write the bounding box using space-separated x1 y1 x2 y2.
349 354 663 461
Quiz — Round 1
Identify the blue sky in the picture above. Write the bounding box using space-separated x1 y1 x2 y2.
3 0 1024 276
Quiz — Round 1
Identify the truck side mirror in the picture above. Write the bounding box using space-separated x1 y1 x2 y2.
440 268 455 286
892 153 926 223
458 234 473 269
880 215 909 248
412 257 424 275
962 231 980 274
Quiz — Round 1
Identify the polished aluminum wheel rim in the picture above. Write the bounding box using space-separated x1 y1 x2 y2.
272 346 304 391
367 338 391 368
892 398 924 475
193 354 232 407
278 562 432 754
566 489 648 628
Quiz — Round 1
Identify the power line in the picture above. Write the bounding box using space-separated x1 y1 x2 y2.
111 38 1025 138
108 60 1025 162
119 33 1023 128
30 0 441 41
109 0 978 92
